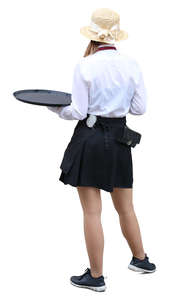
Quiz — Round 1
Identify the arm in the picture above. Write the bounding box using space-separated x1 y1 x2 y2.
129 65 147 115
47 61 89 120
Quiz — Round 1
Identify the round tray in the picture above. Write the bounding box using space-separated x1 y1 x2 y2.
13 89 72 107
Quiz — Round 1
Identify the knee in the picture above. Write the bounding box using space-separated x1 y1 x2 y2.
115 204 135 217
83 209 102 218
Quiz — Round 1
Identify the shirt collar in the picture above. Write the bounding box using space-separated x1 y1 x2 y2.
97 43 115 49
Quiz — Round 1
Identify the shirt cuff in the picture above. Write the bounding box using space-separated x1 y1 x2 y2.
58 104 86 120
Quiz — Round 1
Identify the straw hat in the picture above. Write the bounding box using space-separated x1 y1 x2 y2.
80 8 128 44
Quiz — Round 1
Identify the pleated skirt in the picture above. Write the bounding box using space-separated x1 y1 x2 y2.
59 114 133 193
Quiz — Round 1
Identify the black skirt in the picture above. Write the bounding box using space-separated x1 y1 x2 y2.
59 114 133 193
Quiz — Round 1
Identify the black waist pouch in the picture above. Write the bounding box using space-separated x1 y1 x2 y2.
116 125 142 148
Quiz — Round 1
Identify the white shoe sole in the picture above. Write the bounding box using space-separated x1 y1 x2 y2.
128 264 156 273
70 280 106 292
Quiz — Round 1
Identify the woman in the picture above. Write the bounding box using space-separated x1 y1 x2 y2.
48 8 156 292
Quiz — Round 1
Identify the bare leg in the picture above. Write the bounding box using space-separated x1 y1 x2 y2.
77 186 104 278
110 188 145 259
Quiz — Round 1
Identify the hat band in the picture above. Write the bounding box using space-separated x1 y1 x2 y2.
88 21 120 41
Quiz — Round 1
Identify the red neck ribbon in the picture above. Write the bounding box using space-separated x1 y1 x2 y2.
95 46 117 53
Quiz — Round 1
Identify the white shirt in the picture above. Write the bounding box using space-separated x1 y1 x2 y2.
48 43 147 120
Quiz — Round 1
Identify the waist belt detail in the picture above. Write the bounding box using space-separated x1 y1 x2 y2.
85 114 127 126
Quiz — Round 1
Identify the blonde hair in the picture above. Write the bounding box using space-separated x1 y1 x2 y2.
83 40 108 57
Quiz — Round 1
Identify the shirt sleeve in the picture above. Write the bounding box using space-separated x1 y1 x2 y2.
129 63 147 115
47 61 89 120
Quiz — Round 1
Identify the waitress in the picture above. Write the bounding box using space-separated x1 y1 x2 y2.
47 8 156 293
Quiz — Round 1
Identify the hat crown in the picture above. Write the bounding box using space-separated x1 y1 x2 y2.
91 8 120 30
80 8 128 43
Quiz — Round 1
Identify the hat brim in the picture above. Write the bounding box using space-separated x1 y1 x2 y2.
80 26 128 43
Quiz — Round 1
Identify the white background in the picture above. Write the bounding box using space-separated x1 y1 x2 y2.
1 0 185 298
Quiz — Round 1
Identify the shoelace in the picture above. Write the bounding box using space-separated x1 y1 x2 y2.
134 254 148 262
79 267 108 280
79 268 90 280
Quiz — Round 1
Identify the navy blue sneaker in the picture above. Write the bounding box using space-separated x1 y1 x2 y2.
70 268 106 292
128 254 156 273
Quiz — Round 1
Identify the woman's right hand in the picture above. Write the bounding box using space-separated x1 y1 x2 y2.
47 106 61 112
